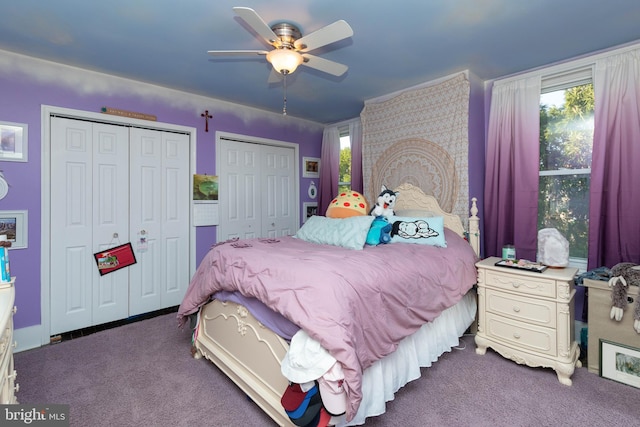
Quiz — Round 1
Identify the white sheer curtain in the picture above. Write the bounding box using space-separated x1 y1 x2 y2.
484 76 541 260
588 48 640 267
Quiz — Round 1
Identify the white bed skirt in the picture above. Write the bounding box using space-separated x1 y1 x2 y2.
341 290 477 426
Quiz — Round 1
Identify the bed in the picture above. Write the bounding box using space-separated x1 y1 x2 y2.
177 183 480 426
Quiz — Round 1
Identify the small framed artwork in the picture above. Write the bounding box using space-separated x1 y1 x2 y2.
600 339 640 388
93 242 137 276
0 210 27 249
0 121 28 162
193 174 219 201
303 157 320 178
303 202 318 222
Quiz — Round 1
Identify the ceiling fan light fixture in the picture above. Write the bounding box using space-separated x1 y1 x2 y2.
266 49 303 74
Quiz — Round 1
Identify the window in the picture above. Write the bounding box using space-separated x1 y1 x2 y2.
538 69 594 266
338 126 351 192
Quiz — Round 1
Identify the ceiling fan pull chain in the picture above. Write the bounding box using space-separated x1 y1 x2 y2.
282 72 288 115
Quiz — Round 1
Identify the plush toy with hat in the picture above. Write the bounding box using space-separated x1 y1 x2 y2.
369 185 398 220
608 262 640 333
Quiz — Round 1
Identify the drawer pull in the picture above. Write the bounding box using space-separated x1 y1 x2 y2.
14 383 19 393
513 332 521 339
511 283 521 288
512 306 521 313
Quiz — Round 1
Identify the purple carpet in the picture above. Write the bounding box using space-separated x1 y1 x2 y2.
14 313 640 426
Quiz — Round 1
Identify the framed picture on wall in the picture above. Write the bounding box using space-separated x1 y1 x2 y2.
0 210 27 249
303 202 318 222
0 121 28 162
303 157 320 178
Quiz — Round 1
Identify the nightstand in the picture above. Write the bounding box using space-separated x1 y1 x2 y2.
475 257 581 385
0 278 18 404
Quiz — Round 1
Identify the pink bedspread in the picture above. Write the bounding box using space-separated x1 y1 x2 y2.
177 229 477 420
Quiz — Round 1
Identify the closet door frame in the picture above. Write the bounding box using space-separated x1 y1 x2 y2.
40 105 197 346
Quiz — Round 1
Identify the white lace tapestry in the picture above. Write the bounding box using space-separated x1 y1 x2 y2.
361 73 470 223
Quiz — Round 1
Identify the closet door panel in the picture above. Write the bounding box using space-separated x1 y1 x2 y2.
50 118 129 334
160 132 190 307
92 124 130 325
262 145 296 237
218 140 261 240
129 129 162 315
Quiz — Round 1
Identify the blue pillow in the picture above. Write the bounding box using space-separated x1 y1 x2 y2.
294 215 374 250
388 216 447 247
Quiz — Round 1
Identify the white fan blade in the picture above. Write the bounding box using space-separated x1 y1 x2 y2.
207 50 268 56
294 20 353 52
233 7 280 46
301 54 348 76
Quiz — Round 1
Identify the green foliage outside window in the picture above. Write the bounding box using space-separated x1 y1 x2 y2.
338 146 351 193
538 84 594 259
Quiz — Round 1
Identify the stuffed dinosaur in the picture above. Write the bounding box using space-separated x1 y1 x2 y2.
608 262 640 334
369 185 398 220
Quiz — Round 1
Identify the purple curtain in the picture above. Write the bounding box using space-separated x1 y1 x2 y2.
588 49 640 268
350 120 363 193
318 126 341 215
484 77 541 260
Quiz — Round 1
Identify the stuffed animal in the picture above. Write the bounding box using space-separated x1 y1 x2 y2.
365 216 392 246
369 185 398 220
608 262 640 333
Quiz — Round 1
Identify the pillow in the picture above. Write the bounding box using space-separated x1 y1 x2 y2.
294 215 374 250
388 216 447 247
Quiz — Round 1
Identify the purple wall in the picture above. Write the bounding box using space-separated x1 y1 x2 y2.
0 53 323 330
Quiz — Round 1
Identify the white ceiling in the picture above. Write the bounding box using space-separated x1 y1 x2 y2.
2 0 640 124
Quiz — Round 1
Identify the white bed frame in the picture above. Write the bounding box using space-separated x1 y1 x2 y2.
192 184 480 426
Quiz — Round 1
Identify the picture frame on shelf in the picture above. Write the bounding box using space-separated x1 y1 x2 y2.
303 202 318 223
0 210 28 249
302 157 320 178
0 121 28 162
600 339 640 388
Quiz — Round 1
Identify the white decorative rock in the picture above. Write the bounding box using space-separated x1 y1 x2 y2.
537 228 570 267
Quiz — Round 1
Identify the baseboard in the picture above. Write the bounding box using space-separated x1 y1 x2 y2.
14 324 44 353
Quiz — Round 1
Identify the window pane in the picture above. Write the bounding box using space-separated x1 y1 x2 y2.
537 174 590 259
539 85 594 171
339 134 351 190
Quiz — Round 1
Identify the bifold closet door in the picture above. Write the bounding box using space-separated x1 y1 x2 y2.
128 128 190 315
218 139 297 240
50 117 130 335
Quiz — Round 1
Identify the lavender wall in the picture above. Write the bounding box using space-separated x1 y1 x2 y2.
0 51 324 331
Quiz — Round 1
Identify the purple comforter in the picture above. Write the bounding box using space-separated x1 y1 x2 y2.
177 229 477 420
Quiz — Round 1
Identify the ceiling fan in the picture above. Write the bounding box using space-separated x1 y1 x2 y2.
207 7 353 77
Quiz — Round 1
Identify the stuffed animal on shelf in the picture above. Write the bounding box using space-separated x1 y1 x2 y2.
369 185 398 220
608 262 640 333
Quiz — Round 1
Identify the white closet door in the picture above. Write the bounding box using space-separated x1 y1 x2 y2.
50 118 130 335
129 129 190 315
262 145 297 237
218 140 262 240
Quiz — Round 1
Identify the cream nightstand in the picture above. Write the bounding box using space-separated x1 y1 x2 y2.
0 278 18 404
475 257 581 385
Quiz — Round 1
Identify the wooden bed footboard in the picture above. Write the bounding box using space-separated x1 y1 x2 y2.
194 299 292 426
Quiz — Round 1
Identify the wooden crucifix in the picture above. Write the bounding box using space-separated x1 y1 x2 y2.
200 110 213 132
